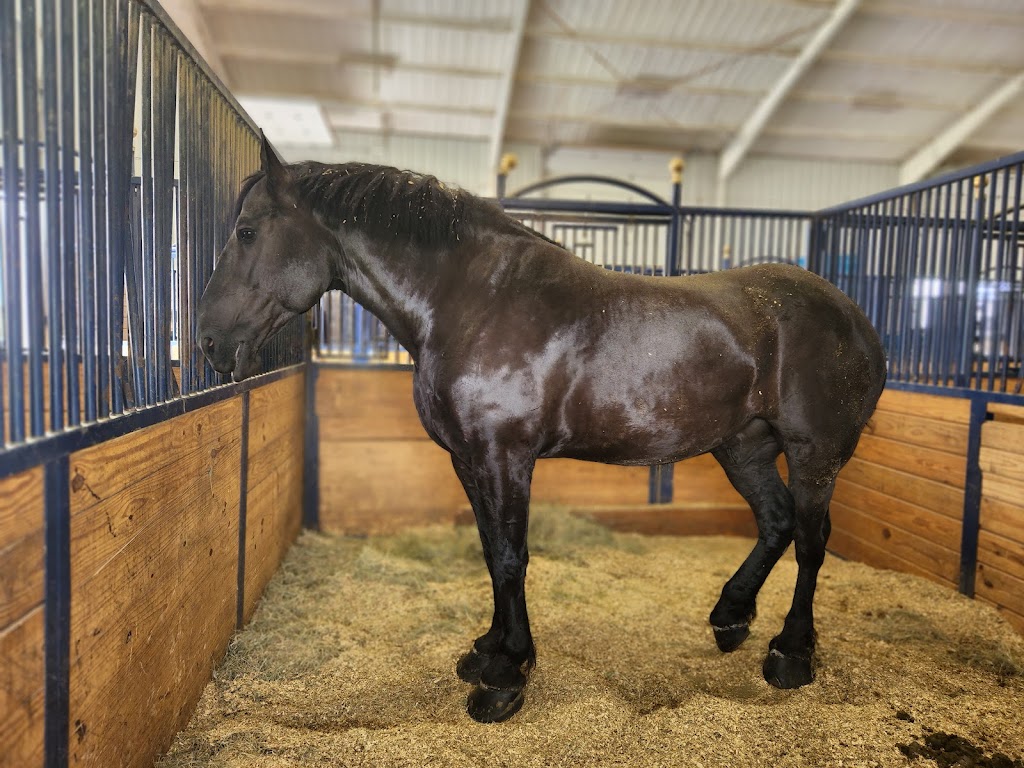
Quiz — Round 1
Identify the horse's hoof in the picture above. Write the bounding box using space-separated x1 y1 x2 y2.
456 648 491 685
467 684 525 723
762 649 814 689
712 622 750 653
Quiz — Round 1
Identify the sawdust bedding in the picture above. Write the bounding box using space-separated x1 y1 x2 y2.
160 508 1024 768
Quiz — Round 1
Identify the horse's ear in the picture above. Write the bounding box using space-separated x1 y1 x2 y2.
259 130 295 203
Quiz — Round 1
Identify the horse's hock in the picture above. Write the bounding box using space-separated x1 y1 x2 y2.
3 1 1024 765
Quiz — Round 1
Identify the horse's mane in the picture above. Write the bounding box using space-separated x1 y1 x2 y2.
232 162 565 250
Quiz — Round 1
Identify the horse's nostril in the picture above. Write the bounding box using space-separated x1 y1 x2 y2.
202 336 215 355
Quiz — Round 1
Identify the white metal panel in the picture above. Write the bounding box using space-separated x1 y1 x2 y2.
752 133 917 163
377 69 500 109
380 21 511 71
538 0 823 48
794 61 1002 111
725 154 898 210
831 9 1024 69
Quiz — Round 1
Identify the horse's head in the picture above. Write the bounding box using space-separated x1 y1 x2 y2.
197 133 336 381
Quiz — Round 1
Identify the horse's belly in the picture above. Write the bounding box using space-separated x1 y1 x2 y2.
544 412 740 465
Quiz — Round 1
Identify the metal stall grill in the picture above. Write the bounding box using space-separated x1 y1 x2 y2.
815 152 1024 395
0 0 306 453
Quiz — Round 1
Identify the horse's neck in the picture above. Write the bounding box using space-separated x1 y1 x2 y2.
335 230 450 360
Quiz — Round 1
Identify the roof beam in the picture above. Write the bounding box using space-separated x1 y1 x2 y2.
899 71 1024 184
486 0 531 195
717 0 861 194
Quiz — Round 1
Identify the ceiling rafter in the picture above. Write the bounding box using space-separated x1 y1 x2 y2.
899 70 1024 184
486 0 532 196
717 0 862 199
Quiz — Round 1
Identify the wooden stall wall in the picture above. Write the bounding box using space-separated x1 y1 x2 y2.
243 375 306 623
67 397 244 767
316 368 748 534
976 405 1024 633
0 369 306 768
0 467 45 768
829 389 969 588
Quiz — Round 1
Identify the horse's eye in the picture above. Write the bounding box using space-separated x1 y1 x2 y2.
238 227 256 244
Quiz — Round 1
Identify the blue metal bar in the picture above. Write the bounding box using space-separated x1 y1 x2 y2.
303 361 321 529
22 0 45 437
77 0 98 422
237 390 249 627
43 0 65 434
509 175 672 206
44 453 71 768
141 15 157 404
2 0 24 444
61 0 79 428
92 0 110 419
958 396 987 596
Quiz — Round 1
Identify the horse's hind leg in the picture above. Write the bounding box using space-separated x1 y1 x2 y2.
761 442 840 689
710 419 795 652
450 453 536 723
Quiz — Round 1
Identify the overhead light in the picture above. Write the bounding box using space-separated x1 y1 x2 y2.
237 96 334 146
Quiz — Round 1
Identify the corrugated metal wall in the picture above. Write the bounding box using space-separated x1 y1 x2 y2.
279 132 898 211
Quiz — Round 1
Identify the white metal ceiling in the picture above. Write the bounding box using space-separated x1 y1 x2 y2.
178 0 1024 181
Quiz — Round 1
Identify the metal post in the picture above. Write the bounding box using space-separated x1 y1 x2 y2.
667 157 683 276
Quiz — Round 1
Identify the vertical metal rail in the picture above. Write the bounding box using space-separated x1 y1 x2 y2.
43 0 65 434
140 13 156 404
77 0 98 422
22 0 45 438
958 396 987 596
60 0 80 429
92 0 111 420
2 0 24 444
43 454 71 768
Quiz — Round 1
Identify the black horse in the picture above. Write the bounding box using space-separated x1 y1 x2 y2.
198 135 887 724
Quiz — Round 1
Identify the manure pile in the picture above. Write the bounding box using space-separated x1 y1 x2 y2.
161 508 1024 768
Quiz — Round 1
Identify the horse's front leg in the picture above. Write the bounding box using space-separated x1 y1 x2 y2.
451 453 536 723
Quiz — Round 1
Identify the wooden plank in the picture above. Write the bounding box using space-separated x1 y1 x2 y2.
832 477 962 549
248 372 304 451
248 419 303 491
988 402 1024 424
863 409 969 455
982 474 1024 508
0 607 45 768
69 394 244 516
975 595 1024 635
979 445 1024 485
827 527 954 589
841 456 964 521
830 501 960 584
68 399 241 768
975 562 1024 623
978 530 1024 582
853 433 966 489
533 459 649 507
980 495 1024 543
316 368 424 441
874 388 971 424
573 502 756 537
319 438 468 533
0 467 44 629
982 419 1024 453
245 422 304 623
